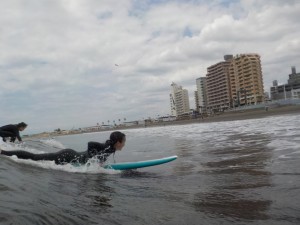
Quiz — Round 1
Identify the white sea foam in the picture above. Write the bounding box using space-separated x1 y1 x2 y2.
268 139 299 151
0 140 45 153
40 138 66 149
5 155 120 174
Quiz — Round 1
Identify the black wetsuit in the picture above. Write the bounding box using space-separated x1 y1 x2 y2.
0 141 116 165
0 124 22 142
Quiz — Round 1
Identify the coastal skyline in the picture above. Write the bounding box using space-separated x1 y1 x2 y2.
0 0 299 134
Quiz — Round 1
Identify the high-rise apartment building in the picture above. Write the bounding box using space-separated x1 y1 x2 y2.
205 53 263 111
206 56 232 112
288 66 300 85
229 54 264 106
170 82 190 117
270 66 300 100
195 77 207 113
194 91 199 112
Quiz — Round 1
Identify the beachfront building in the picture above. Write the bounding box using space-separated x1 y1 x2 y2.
229 54 264 106
264 92 270 101
289 66 300 85
196 77 207 113
270 66 300 100
170 82 190 117
205 53 264 112
206 55 232 113
291 89 300 99
194 91 199 113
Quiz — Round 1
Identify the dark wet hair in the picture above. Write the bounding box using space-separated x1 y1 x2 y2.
105 131 125 148
17 122 27 128
109 131 126 146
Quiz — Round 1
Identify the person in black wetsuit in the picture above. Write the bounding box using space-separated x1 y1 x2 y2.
0 122 28 143
0 131 126 165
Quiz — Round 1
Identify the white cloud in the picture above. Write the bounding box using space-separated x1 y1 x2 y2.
0 0 299 133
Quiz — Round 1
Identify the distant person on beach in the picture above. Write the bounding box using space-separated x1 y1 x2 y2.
0 131 126 165
0 122 27 143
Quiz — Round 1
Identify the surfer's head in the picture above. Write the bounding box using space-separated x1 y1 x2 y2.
110 131 126 151
17 122 27 131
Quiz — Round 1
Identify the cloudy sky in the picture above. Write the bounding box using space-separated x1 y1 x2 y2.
0 0 299 134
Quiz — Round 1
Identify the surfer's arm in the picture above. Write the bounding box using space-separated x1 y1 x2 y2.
16 131 22 142
87 142 115 163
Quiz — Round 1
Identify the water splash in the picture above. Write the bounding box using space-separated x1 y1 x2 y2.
39 138 66 149
3 155 120 174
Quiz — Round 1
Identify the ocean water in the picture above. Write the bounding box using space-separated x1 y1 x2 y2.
1 113 300 225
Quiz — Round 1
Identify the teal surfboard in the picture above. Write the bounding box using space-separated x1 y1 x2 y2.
104 155 177 170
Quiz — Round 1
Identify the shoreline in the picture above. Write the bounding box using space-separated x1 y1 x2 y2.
124 104 300 128
25 104 300 139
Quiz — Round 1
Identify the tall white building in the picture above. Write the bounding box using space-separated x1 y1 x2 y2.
170 82 190 117
196 77 207 113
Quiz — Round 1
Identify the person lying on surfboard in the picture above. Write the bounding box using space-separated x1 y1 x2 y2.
0 131 126 165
